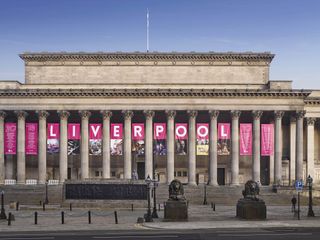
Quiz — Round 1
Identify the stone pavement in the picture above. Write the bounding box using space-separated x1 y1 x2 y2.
0 204 319 232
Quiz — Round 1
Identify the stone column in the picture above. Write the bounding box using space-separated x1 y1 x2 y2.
274 111 284 184
231 110 241 185
144 110 155 179
209 110 219 186
15 111 28 184
290 117 296 185
295 111 305 181
58 110 70 183
37 111 49 184
166 110 176 184
101 110 112 179
79 111 91 180
252 111 263 183
122 110 133 179
187 110 197 185
307 118 315 179
0 111 6 184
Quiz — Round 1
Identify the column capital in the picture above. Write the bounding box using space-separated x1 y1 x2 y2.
122 110 134 120
101 110 112 119
274 111 285 120
307 117 316 126
37 110 49 120
0 111 7 119
296 110 306 120
231 110 241 120
58 110 70 120
143 110 155 119
165 110 176 119
252 110 263 120
209 110 219 119
79 110 91 120
14 110 28 120
290 116 297 123
187 110 198 118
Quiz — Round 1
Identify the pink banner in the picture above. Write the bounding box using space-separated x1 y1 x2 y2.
26 123 38 155
197 123 209 140
89 124 102 139
132 123 144 140
154 123 166 140
4 123 16 155
111 124 123 139
261 124 274 156
68 124 80 140
240 124 252 156
47 123 60 139
175 124 188 140
218 123 230 139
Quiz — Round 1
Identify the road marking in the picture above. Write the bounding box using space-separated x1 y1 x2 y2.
0 238 55 240
93 236 179 239
219 232 312 237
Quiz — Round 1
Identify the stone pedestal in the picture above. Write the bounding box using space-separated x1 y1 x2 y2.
164 200 188 221
236 198 266 219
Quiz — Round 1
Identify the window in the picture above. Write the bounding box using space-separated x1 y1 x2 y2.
183 171 187 177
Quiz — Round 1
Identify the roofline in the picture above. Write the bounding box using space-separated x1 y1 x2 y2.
19 52 275 63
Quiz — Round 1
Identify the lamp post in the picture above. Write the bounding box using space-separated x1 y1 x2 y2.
152 175 159 218
307 175 315 217
44 181 49 204
144 175 153 222
0 191 7 219
203 182 207 205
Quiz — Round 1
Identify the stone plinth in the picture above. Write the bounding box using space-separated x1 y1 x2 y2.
236 198 266 220
164 200 188 221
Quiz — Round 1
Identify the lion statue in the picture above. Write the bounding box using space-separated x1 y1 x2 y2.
242 180 260 201
169 179 185 201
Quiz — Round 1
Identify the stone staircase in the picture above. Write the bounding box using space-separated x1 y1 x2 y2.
1 183 319 208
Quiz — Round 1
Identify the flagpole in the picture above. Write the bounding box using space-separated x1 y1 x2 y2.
147 8 149 52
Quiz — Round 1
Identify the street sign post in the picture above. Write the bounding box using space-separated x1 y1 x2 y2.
295 180 304 220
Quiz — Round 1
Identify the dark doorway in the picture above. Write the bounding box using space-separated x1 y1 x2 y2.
218 168 225 185
67 168 71 180
137 162 145 180
260 157 270 185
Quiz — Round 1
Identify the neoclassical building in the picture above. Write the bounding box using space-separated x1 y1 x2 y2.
0 52 320 186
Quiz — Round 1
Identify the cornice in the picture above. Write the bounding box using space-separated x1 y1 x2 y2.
19 52 275 63
0 89 310 98
305 98 320 105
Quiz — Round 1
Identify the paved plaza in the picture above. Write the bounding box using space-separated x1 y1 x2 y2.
0 204 320 232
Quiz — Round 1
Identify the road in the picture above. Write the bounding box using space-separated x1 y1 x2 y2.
0 228 319 240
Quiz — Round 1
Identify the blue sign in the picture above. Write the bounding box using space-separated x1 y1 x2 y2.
295 180 303 191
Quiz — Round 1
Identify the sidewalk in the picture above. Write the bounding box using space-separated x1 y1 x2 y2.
0 204 319 232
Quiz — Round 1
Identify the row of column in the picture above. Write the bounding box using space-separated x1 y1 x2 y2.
0 110 310 185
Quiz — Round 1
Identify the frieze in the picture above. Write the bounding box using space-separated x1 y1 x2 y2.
0 89 310 98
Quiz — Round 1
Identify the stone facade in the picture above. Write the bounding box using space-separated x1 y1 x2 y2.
0 52 319 186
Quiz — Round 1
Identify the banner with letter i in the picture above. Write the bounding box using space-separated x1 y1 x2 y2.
89 124 102 155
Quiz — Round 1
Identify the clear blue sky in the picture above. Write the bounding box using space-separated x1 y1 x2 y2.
0 0 319 89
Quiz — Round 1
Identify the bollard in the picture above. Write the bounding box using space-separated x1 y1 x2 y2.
8 212 12 226
131 203 134 211
34 212 38 225
16 202 19 211
211 202 213 209
42 203 45 211
213 203 216 211
158 203 161 212
61 211 64 224
69 203 72 211
114 211 118 224
88 211 91 224
39 200 42 206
